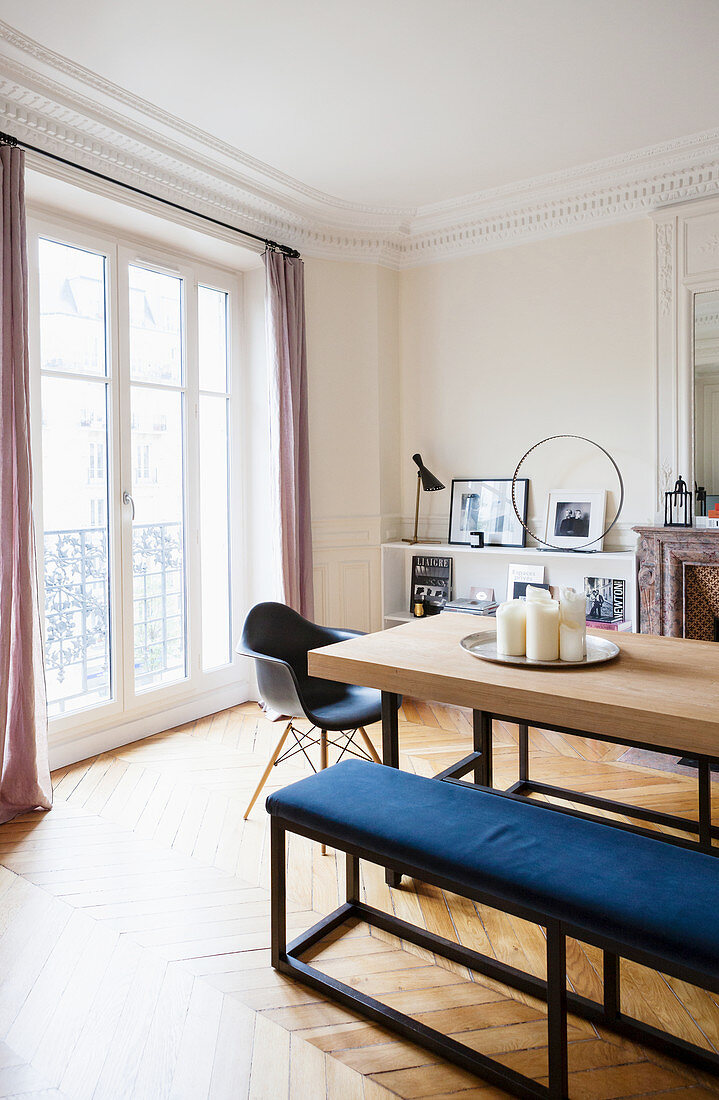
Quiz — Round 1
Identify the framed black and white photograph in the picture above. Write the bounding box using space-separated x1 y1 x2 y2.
448 478 528 547
543 490 606 549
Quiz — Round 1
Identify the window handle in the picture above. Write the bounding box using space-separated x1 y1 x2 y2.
122 490 135 521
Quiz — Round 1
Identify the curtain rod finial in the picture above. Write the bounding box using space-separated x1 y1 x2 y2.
265 240 301 260
0 131 19 148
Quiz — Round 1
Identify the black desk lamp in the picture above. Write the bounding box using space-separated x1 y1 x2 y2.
403 453 445 544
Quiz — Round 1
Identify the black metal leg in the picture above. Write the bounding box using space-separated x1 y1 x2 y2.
381 692 403 887
473 711 493 787
546 921 568 1099
381 691 400 769
270 818 286 968
603 950 620 1023
346 852 359 904
519 723 529 784
699 760 712 850
278 809 719 1091
472 710 482 785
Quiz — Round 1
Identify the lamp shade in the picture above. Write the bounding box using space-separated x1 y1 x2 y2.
412 453 444 492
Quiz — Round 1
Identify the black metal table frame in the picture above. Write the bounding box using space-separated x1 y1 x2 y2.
271 815 719 1100
380 692 718 886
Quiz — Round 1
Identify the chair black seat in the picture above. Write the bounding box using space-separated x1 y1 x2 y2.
267 759 719 978
300 680 383 731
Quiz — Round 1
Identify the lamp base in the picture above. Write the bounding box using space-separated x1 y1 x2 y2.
402 537 442 545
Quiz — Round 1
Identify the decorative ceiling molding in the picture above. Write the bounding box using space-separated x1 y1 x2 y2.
3 21 719 269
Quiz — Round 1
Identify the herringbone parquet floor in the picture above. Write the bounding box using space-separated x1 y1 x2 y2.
0 699 718 1099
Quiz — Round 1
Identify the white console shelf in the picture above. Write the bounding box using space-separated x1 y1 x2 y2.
381 541 638 629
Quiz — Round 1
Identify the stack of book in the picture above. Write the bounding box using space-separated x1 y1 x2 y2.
585 577 630 631
442 598 499 616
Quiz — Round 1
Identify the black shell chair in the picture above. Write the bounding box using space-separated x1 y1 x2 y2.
237 602 382 821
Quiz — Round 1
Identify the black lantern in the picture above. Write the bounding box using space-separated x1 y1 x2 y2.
664 476 692 528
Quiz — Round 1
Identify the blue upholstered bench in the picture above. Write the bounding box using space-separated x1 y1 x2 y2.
267 759 719 1100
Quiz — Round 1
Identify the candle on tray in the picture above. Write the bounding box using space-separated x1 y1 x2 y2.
559 586 586 662
526 597 559 661
526 585 551 602
496 600 526 656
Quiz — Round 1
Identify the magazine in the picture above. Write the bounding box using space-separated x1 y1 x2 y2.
506 563 544 601
410 555 452 612
443 597 498 615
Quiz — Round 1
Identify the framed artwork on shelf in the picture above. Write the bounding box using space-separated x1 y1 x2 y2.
448 478 528 547
543 490 607 550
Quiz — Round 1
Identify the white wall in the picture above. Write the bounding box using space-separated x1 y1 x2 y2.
303 258 400 631
300 220 656 630
398 220 656 547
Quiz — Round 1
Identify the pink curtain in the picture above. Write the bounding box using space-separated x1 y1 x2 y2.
0 144 52 825
264 249 314 619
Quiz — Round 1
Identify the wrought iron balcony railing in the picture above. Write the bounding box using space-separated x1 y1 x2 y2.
44 521 185 715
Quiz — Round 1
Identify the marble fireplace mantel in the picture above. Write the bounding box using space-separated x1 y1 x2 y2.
634 526 719 636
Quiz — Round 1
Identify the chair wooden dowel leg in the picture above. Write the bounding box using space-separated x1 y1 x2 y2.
243 721 292 820
357 726 382 764
320 731 328 854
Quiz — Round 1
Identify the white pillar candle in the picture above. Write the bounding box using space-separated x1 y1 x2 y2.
559 623 584 662
526 585 551 602
496 600 526 656
559 586 587 662
525 599 559 661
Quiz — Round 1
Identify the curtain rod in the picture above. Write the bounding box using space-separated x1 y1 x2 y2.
0 130 301 259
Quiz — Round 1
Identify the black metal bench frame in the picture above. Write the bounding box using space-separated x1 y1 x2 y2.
270 809 719 1100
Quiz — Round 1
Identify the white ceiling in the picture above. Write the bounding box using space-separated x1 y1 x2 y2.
1 0 719 210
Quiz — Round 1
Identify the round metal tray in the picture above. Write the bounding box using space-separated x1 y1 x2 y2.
460 632 620 668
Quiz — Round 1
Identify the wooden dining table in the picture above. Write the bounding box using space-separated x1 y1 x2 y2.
309 612 719 883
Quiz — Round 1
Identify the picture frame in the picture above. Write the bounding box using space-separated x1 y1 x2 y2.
543 490 607 550
448 478 528 547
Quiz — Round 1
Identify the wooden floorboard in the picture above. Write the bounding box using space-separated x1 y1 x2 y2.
0 701 718 1098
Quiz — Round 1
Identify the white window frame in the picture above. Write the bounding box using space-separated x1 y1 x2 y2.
27 211 246 749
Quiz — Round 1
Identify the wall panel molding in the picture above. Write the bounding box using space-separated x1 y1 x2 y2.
4 22 719 268
312 515 383 549
312 515 383 631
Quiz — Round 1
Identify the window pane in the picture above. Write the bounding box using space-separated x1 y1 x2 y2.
39 239 107 377
198 286 228 393
131 386 187 690
41 376 111 716
200 395 231 669
129 266 182 385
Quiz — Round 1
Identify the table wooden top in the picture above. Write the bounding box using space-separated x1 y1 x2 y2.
308 613 719 757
